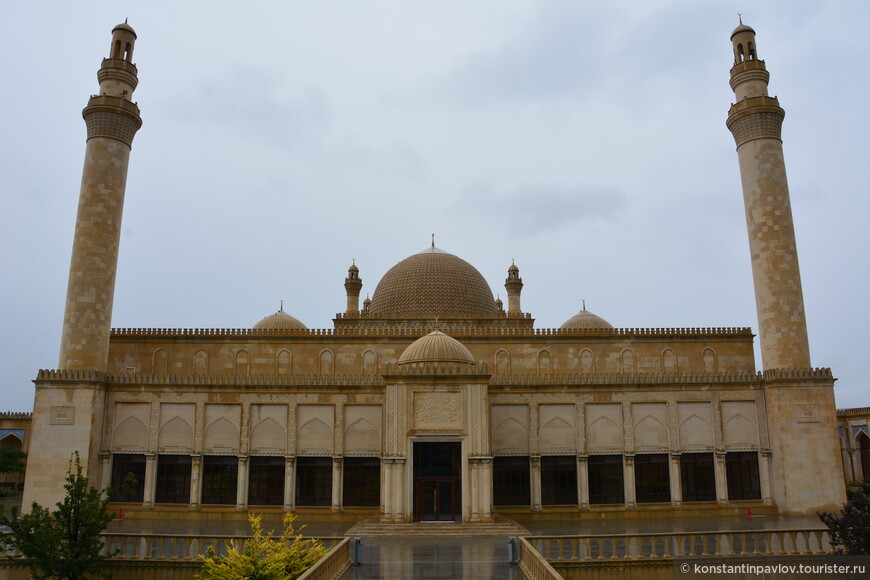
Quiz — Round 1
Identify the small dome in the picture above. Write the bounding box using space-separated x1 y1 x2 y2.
730 24 755 39
508 263 519 273
348 262 359 273
369 246 497 318
561 306 613 330
253 307 307 331
113 22 137 37
398 331 476 366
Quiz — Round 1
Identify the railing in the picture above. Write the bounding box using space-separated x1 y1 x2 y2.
297 537 352 580
516 536 565 580
527 528 834 562
2 534 343 562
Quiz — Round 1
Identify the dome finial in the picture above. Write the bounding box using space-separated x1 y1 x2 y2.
738 12 743 25
280 299 284 312
582 299 586 311
431 233 435 248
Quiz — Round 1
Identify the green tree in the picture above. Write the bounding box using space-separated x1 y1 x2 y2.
818 491 870 555
197 512 327 580
0 452 113 580
0 448 26 475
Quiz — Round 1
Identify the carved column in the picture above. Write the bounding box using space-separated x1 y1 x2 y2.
530 456 541 511
143 453 156 508
669 452 682 506
99 452 112 491
714 451 728 504
577 455 589 509
759 450 773 505
332 457 343 512
236 456 248 510
189 454 202 510
624 454 636 508
284 456 295 510
481 457 493 521
381 458 394 522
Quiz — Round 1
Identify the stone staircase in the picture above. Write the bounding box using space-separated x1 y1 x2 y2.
345 516 529 537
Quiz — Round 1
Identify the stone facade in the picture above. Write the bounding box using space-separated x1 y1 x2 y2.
19 21 848 521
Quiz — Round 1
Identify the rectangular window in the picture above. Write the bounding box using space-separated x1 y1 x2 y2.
541 456 578 506
680 453 716 502
296 457 332 506
110 453 146 502
201 456 238 505
588 455 624 505
726 451 761 500
343 457 380 507
634 454 671 503
155 455 192 504
248 456 285 506
493 456 530 506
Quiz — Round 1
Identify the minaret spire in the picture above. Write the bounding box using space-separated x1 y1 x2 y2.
726 22 810 369
344 260 363 317
57 22 143 370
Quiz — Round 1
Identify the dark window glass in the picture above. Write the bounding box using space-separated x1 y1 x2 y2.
726 451 761 500
248 456 285 506
201 456 238 505
296 457 332 506
680 453 716 502
155 455 191 504
588 455 624 504
343 457 380 507
493 456 530 506
541 456 577 505
110 453 146 502
634 454 671 503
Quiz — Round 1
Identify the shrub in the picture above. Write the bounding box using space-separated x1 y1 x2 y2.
818 492 870 555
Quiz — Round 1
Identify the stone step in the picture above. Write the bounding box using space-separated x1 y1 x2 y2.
345 517 529 537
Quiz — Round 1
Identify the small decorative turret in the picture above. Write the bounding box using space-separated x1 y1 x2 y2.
344 260 363 316
495 295 504 313
504 260 523 315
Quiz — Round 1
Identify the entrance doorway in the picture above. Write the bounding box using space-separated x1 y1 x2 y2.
413 442 461 522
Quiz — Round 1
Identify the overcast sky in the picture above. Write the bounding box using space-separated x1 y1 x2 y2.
1 1 867 412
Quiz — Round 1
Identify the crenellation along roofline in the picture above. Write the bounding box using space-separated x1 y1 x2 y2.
110 326 754 339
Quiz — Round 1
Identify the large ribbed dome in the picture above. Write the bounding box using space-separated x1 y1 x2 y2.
368 246 498 318
253 307 307 331
560 306 613 330
398 331 476 365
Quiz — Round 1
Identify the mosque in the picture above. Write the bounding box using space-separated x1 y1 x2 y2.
20 21 846 522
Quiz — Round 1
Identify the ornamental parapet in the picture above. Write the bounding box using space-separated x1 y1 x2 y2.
726 95 784 147
97 58 139 90
761 367 834 383
0 411 32 419
384 361 490 377
38 370 385 388
111 326 752 340
490 370 760 387
83 94 142 146
837 407 870 417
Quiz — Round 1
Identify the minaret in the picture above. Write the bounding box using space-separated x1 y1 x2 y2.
726 22 810 370
58 22 143 371
504 261 523 315
344 261 362 316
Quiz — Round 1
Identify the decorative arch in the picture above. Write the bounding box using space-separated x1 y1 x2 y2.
194 350 208 374
495 350 510 375
298 417 333 454
621 349 636 373
634 415 668 449
235 350 250 375
679 414 714 449
204 416 240 450
661 348 676 372
277 350 292 375
540 416 575 453
702 348 718 372
579 349 594 373
112 415 148 450
492 417 529 454
158 416 194 449
361 350 377 375
0 433 23 451
537 350 552 374
587 416 622 450
250 417 287 453
723 413 758 448
344 417 381 453
319 350 334 376
151 349 167 373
